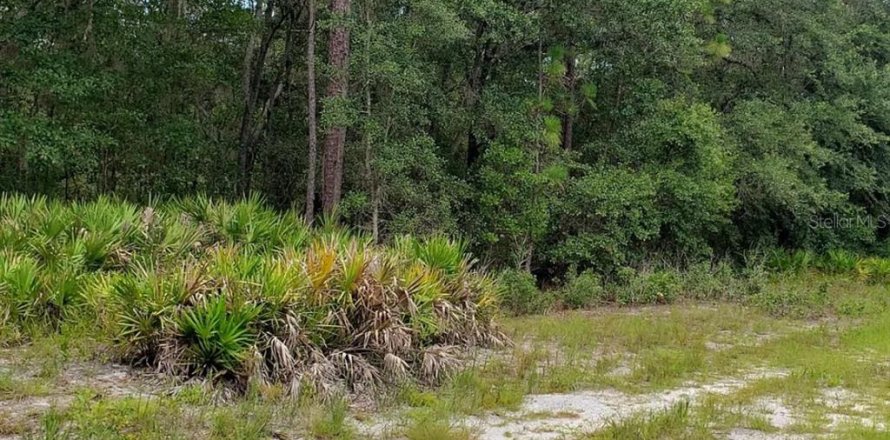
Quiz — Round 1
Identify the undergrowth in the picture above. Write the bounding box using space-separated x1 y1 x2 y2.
0 194 505 393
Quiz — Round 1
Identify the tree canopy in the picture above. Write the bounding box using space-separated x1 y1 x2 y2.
2 0 888 277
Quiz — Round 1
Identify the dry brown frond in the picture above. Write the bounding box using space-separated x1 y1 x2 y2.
329 351 380 391
383 352 409 381
420 345 460 384
266 335 296 377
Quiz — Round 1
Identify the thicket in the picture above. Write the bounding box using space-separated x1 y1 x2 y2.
1 0 888 283
0 195 503 392
500 250 890 316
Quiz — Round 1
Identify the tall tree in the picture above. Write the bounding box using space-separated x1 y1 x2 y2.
237 0 290 196
321 0 352 212
305 0 318 221
561 48 576 151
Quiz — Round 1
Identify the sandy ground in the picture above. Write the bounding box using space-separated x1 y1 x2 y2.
2 330 885 439
457 369 790 439
0 352 160 438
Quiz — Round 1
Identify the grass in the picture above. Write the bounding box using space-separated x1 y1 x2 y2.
383 274 890 438
3 195 890 438
5 275 890 439
569 276 890 438
582 401 713 439
308 399 355 439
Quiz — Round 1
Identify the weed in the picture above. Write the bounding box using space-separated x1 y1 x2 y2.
402 408 474 440
561 269 605 309
583 401 713 439
307 398 355 439
819 250 860 274
614 269 681 305
499 269 551 315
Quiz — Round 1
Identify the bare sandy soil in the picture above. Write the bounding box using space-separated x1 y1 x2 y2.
3 303 889 439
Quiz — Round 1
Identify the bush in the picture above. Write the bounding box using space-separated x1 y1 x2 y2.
560 270 604 309
765 249 815 273
857 257 890 284
748 282 830 318
614 269 682 305
499 269 551 315
0 194 506 393
818 250 859 274
680 261 763 300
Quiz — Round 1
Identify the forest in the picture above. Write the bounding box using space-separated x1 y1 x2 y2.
2 0 888 278
2 1 890 439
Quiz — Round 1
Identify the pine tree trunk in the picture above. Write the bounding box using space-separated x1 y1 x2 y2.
363 1 377 242
465 22 491 167
237 0 265 196
321 0 351 213
562 51 576 152
304 0 318 222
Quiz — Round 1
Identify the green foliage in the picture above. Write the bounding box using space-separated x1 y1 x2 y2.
498 269 550 316
819 250 861 274
560 270 604 309
349 135 464 238
615 270 683 305
857 258 890 284
307 398 355 439
550 166 660 271
176 296 259 376
1 0 888 285
680 261 764 300
475 144 554 268
585 401 707 440
401 235 467 276
765 249 816 274
749 282 831 319
0 195 504 391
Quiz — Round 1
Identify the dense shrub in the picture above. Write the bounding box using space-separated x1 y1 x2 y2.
762 247 890 284
499 269 551 316
819 250 860 274
560 270 604 309
0 195 504 392
748 282 830 318
857 258 890 284
614 270 682 305
765 249 816 273
681 262 767 300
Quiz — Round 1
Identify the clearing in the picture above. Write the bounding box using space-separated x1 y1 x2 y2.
3 279 890 439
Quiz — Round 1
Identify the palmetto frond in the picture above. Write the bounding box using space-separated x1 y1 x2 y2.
0 196 505 392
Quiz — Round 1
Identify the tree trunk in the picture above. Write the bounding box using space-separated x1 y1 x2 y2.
562 50 576 152
304 0 318 222
237 0 266 196
362 1 377 242
465 22 491 168
321 0 351 213
237 0 288 196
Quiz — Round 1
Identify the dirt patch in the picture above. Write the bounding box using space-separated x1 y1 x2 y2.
0 360 161 436
752 397 797 429
817 388 886 431
469 369 789 440
725 428 810 440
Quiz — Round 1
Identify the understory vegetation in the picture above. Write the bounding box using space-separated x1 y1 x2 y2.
3 273 890 439
0 195 503 392
2 0 888 283
2 0 889 437
501 248 890 316
2 196 889 439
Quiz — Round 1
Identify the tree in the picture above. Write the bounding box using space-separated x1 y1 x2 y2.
321 0 352 213
2 0 889 281
305 0 319 221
